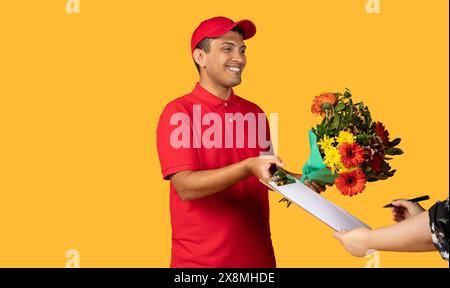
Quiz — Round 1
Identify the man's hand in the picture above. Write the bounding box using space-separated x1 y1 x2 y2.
265 167 327 194
245 156 285 179
304 180 327 194
245 157 327 194
286 172 327 194
391 199 426 222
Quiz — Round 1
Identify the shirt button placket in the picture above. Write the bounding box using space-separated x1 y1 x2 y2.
224 102 232 122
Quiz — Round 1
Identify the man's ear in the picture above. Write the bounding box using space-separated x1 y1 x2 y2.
192 48 206 68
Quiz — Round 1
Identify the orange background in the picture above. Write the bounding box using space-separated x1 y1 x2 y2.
0 0 448 267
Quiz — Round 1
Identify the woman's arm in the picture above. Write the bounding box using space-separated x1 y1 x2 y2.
368 211 436 252
334 211 436 257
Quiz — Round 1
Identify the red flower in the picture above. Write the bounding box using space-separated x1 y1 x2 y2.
339 142 365 168
311 93 337 117
335 169 367 196
375 122 390 146
370 153 384 174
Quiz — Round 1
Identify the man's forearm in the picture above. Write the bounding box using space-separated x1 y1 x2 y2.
369 211 436 252
170 158 252 201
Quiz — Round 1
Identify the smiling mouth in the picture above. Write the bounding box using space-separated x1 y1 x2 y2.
225 66 242 74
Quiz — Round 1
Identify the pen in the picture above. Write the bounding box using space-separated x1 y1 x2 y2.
383 195 430 208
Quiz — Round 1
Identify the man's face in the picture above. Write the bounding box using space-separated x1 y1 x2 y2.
203 31 247 88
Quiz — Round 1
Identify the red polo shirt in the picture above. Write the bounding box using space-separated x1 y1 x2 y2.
156 83 276 268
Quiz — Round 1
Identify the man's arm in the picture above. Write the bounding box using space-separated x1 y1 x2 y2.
170 156 284 201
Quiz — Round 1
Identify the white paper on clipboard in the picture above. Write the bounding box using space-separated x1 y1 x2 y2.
266 179 370 231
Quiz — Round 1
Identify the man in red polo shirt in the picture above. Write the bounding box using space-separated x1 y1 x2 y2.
157 16 325 268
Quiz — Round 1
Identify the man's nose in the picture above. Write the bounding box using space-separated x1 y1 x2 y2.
231 51 245 64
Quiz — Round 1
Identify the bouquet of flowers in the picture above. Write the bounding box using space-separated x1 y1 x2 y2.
300 89 403 196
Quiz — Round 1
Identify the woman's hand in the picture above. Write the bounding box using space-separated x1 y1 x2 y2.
333 227 375 257
391 199 426 222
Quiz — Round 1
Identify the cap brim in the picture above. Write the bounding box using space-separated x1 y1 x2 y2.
231 19 257 40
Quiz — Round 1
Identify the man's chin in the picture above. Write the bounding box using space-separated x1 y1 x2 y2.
225 77 242 87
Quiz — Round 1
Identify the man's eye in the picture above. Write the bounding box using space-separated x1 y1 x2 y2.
223 47 232 52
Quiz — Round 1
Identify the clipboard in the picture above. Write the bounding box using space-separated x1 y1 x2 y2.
260 177 370 231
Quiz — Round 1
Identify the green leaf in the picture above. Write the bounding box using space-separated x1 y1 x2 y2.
366 171 376 178
376 174 390 180
363 165 372 173
349 99 353 118
363 109 372 128
386 148 404 155
332 115 340 130
381 162 391 173
335 102 345 112
390 138 401 147
386 169 397 176
344 89 351 98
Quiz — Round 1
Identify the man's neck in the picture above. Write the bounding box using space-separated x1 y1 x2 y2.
199 78 232 100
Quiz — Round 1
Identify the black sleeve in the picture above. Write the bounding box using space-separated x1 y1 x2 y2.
428 198 449 261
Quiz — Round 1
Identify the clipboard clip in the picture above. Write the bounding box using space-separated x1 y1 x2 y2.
269 164 296 187
269 164 296 208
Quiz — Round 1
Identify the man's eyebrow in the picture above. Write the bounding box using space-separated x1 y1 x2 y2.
220 42 247 49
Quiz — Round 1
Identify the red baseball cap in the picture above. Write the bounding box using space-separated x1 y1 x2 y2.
191 16 256 53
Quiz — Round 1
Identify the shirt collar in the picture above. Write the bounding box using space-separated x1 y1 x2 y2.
191 82 241 107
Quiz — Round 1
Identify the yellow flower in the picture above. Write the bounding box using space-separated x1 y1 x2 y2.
338 166 359 174
336 131 356 146
323 146 344 174
317 135 335 151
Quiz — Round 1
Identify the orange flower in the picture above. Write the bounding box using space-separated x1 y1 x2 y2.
339 142 365 168
311 93 337 117
335 169 367 197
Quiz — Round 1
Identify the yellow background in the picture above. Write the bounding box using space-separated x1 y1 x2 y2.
0 0 448 268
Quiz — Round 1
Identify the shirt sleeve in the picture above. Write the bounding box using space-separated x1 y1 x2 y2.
428 198 449 261
156 101 199 180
